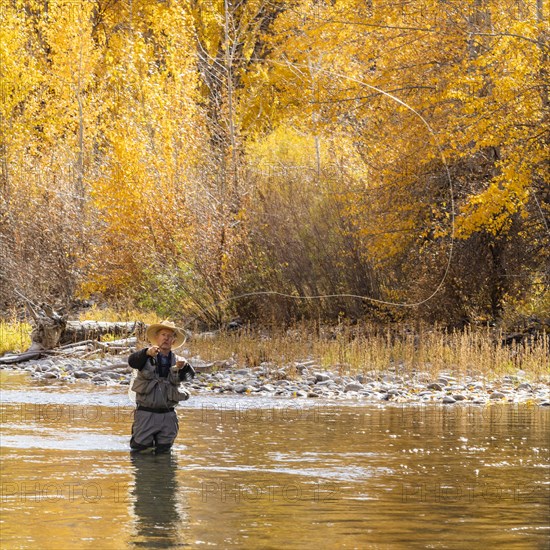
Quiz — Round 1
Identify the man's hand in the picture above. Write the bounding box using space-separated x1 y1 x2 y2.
146 346 160 357
175 359 196 381
179 388 190 401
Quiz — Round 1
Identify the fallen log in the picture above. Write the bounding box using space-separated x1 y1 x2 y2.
60 321 144 345
0 343 46 364
0 295 145 364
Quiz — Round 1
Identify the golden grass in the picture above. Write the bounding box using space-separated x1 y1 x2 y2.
187 323 549 380
1 315 547 382
78 305 162 325
0 319 32 355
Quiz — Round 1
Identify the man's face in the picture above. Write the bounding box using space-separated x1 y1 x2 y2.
155 329 176 351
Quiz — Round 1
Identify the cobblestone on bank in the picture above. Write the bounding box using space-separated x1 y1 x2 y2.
1 356 549 406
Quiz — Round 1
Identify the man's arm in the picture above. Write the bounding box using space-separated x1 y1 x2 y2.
128 348 151 371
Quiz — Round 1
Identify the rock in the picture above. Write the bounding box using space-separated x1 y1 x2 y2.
83 365 103 373
294 364 309 374
46 367 61 374
490 391 506 400
316 379 336 387
344 382 364 392
7 355 547 406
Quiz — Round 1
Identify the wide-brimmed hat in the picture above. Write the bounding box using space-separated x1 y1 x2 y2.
145 320 186 349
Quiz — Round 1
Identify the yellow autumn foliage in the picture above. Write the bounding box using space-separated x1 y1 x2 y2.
1 0 547 324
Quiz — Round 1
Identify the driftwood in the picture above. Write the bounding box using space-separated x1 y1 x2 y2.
0 297 67 363
30 304 67 349
60 321 144 344
0 294 145 364
0 345 46 364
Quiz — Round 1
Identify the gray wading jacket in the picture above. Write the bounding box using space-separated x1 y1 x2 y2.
129 349 189 409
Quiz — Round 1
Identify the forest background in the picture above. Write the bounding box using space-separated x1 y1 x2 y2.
1 0 548 332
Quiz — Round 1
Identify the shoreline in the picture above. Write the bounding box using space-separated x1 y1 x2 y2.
1 355 548 407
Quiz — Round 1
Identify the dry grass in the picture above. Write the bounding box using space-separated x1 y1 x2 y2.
0 319 32 355
1 315 547 382
187 323 549 380
78 305 162 325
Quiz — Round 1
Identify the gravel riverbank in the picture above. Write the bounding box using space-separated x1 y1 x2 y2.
2 355 549 406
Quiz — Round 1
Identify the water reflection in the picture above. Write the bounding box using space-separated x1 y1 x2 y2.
130 452 188 548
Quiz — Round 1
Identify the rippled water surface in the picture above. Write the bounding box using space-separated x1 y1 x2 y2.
1 371 549 549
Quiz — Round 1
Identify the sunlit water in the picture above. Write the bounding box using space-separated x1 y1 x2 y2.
1 370 548 549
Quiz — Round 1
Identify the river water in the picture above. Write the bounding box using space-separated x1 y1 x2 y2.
1 370 548 549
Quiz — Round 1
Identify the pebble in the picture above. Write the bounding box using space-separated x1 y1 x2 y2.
490 391 506 400
345 382 364 392
4 356 549 405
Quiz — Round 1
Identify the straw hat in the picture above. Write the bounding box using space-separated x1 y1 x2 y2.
145 320 186 349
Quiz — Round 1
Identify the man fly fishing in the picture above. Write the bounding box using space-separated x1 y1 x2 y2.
128 320 195 454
